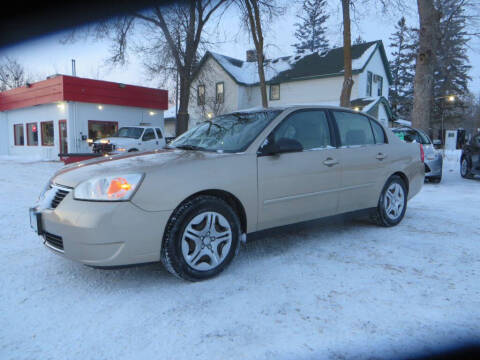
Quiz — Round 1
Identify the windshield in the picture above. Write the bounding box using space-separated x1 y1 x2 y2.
169 110 282 152
115 127 144 139
393 129 431 145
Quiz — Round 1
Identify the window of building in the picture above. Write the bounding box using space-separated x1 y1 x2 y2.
366 71 373 97
88 120 118 141
272 110 332 150
270 84 280 100
333 111 375 146
369 119 386 144
26 122 39 146
197 85 205 106
14 124 24 146
216 82 224 104
377 76 383 96
41 121 54 146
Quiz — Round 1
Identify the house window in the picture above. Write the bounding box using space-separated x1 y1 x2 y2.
88 120 118 141
41 121 54 146
377 76 383 96
14 124 24 146
367 71 373 97
216 82 224 104
26 122 39 146
197 85 205 106
270 84 280 100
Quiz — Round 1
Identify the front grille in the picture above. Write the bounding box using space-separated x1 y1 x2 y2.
44 232 64 251
92 143 115 154
50 185 72 209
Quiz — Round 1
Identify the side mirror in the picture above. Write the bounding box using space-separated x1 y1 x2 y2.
260 137 303 156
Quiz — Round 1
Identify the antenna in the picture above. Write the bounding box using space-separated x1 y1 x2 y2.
71 59 76 76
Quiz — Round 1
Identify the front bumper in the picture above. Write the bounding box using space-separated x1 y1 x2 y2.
31 191 172 267
425 156 443 178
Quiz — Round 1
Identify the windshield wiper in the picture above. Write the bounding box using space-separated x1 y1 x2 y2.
173 144 207 151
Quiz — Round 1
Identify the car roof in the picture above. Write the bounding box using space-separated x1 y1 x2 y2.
232 104 357 113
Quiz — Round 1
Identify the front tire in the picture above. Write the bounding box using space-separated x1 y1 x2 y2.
371 175 408 227
161 195 241 281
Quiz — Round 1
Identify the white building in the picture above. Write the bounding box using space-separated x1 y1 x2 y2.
0 75 168 160
189 40 394 128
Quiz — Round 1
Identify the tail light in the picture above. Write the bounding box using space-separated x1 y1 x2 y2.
420 144 425 163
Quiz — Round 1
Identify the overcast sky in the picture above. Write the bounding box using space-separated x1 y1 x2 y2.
1 0 479 102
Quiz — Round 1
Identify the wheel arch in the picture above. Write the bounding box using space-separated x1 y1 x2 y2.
390 171 409 195
174 189 248 234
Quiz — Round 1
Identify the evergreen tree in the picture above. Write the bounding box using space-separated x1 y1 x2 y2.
353 35 365 45
388 17 417 119
432 0 472 132
293 0 330 55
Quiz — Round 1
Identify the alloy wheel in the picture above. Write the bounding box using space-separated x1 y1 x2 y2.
384 183 405 221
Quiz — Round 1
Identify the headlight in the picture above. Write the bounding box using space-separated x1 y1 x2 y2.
116 147 127 152
74 173 144 201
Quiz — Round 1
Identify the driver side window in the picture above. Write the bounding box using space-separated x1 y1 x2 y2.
142 128 155 141
272 110 332 150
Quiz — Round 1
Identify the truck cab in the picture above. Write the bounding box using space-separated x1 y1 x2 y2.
92 126 166 154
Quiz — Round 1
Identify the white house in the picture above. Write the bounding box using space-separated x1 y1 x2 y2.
189 40 394 128
0 75 168 160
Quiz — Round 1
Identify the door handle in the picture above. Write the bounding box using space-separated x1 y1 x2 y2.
323 158 339 167
376 153 386 161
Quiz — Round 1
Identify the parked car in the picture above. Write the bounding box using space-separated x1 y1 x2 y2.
392 126 443 183
91 126 166 154
460 132 480 179
30 106 424 281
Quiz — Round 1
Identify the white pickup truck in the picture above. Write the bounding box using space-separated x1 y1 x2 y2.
92 126 166 154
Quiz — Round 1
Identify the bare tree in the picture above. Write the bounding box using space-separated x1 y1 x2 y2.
411 0 441 132
340 0 353 107
65 1 229 136
235 0 284 108
0 57 28 91
338 0 407 108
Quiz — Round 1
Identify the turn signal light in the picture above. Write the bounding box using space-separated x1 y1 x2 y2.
107 178 132 198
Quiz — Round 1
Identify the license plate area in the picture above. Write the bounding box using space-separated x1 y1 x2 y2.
29 208 43 235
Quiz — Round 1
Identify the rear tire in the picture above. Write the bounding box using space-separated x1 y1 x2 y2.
161 195 241 281
371 175 408 227
460 157 473 179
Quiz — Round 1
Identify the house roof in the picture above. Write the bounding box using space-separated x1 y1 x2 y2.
351 96 395 121
0 75 168 112
195 40 392 86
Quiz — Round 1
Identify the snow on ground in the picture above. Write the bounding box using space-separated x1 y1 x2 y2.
0 152 479 360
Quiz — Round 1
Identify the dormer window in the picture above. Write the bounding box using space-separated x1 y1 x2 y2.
367 71 373 97
197 84 205 106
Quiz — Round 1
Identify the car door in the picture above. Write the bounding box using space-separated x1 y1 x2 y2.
155 128 166 148
257 109 341 230
141 128 157 150
471 135 480 174
331 110 390 213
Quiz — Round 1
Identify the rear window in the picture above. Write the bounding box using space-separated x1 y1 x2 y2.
333 111 375 146
155 128 163 139
393 129 430 145
370 120 386 144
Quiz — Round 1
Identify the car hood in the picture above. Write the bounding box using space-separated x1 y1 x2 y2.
52 149 228 188
94 137 139 146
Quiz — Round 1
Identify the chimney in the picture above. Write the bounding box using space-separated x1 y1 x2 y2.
246 49 257 62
